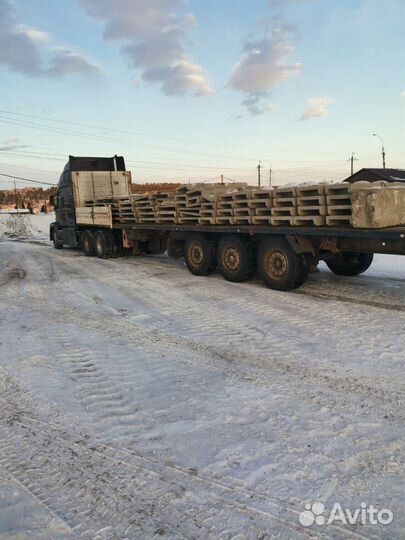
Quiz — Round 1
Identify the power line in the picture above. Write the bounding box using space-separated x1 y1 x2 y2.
0 148 352 175
223 176 242 183
3 146 349 164
0 115 356 165
0 161 60 174
0 172 56 186
0 109 352 155
1 150 352 177
0 116 275 162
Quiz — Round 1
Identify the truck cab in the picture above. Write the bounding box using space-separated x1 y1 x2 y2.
50 155 126 248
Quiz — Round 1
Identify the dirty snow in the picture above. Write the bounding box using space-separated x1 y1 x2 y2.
0 220 404 539
0 212 54 242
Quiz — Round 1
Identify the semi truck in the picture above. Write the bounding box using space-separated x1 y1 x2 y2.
50 156 405 291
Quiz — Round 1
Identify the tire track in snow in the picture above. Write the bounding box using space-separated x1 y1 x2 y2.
5 280 405 426
0 371 372 540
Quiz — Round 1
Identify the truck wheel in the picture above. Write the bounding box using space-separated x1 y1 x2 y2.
52 230 63 250
95 230 113 259
326 252 373 276
82 230 96 256
217 235 255 282
257 238 303 291
184 233 216 276
294 254 309 288
111 231 122 258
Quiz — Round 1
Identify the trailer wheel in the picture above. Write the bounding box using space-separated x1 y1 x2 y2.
82 230 96 256
52 229 63 250
217 235 255 282
184 234 216 276
94 230 114 259
257 238 303 291
326 252 373 276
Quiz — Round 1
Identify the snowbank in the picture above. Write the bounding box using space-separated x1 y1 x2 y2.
0 212 54 242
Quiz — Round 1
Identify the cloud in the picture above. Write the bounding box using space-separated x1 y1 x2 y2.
142 60 212 97
18 25 50 43
0 0 99 78
240 91 273 116
79 0 212 97
0 0 42 75
0 138 30 151
300 96 334 120
47 50 101 77
228 18 301 116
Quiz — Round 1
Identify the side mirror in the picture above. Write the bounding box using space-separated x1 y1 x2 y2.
49 195 56 208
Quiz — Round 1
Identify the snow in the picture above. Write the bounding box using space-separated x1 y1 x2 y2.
0 212 54 242
0 227 404 538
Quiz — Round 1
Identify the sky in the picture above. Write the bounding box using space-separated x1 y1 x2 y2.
0 0 404 189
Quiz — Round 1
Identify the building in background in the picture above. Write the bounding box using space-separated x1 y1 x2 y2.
344 168 405 184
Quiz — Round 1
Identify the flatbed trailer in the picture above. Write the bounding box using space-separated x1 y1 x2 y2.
50 155 405 291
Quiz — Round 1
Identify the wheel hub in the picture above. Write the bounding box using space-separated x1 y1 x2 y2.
224 247 240 271
189 244 203 265
266 250 288 278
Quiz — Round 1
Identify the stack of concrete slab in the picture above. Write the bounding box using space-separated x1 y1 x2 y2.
132 194 156 223
198 194 218 225
175 187 202 224
215 192 235 224
232 189 254 225
325 184 352 226
100 181 405 230
248 189 273 225
271 187 297 226
115 197 137 223
294 184 326 226
154 192 177 224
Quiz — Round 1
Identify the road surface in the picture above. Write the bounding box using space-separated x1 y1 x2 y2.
0 235 404 539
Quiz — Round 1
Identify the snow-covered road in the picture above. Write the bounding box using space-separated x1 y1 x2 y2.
0 232 404 539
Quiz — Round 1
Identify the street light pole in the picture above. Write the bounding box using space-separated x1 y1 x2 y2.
373 133 386 168
257 161 262 187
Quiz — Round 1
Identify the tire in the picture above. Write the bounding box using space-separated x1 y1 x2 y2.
294 253 309 288
82 230 96 257
326 252 374 276
111 231 122 258
52 229 63 249
94 230 114 259
217 235 255 282
184 234 216 276
257 238 303 291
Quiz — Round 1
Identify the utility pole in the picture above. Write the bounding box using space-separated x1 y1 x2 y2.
257 161 262 187
220 174 224 185
13 178 18 213
269 163 272 187
373 133 386 168
348 152 358 176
